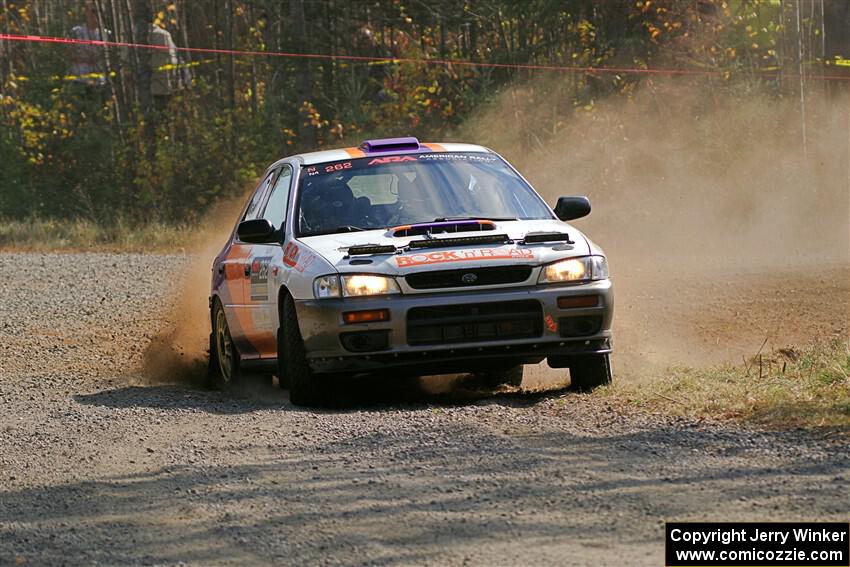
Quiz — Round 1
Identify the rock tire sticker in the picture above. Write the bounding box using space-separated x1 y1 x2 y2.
395 248 534 267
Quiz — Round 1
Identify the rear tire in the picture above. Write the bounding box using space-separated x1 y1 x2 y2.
568 354 612 392
209 298 241 390
280 293 331 407
475 365 524 389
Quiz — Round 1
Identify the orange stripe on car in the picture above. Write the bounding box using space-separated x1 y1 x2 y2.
422 142 446 152
344 147 366 158
250 332 278 358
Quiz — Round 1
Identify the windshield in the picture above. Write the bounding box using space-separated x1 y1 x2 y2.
296 152 554 237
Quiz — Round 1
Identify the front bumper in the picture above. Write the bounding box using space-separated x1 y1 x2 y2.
295 280 613 374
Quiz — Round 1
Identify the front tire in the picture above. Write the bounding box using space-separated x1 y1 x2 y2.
276 328 290 389
209 298 241 390
568 354 612 392
279 293 331 407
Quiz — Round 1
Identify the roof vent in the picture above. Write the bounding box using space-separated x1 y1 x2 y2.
359 137 420 153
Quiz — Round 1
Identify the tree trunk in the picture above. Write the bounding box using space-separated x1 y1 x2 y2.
133 0 152 116
94 0 124 135
289 0 316 149
226 0 235 110
1 0 13 81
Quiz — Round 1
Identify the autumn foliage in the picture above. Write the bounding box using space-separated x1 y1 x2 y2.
0 0 845 224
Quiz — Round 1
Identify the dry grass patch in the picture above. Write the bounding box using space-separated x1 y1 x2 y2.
0 218 194 253
604 340 850 429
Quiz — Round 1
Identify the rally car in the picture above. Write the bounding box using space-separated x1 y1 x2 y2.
209 137 613 406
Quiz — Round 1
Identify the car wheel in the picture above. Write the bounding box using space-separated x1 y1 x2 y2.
475 365 524 389
568 354 612 392
280 292 331 407
209 298 241 390
275 328 291 389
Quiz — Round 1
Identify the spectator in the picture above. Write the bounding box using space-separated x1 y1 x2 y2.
67 1 107 89
148 22 179 111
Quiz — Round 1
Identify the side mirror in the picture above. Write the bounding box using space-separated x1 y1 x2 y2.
554 196 591 221
237 219 278 244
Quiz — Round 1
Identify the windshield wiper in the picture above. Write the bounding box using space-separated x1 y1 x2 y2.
432 216 517 222
302 225 366 237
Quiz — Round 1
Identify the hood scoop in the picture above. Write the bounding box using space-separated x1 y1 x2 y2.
392 220 495 238
408 233 510 250
522 231 574 244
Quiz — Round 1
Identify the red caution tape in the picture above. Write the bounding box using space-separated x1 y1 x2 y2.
0 32 847 81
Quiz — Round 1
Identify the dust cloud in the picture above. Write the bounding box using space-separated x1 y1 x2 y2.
141 197 243 385
463 78 849 374
143 78 849 387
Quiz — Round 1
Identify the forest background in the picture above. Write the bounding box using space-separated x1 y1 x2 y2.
0 0 847 235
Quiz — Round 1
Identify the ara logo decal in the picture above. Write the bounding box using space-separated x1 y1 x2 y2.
368 156 418 165
250 256 273 301
395 248 534 268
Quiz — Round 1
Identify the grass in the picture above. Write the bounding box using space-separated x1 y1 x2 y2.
0 217 194 253
603 339 850 429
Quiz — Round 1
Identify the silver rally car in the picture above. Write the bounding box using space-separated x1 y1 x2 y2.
209 137 613 406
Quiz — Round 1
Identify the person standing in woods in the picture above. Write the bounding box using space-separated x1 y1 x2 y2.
148 21 179 112
67 1 107 90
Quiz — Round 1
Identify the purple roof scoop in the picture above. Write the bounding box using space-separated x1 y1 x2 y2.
359 137 420 153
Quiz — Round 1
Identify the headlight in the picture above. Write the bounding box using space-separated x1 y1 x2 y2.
342 274 400 297
538 256 608 284
313 275 341 298
313 274 401 298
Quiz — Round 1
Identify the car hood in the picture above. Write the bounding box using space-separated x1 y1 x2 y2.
298 220 592 276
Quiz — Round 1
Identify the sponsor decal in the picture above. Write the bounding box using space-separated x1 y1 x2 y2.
283 242 300 267
368 155 418 165
395 247 534 267
293 251 316 273
545 315 557 333
418 152 497 163
282 241 316 273
249 256 273 301
305 166 319 177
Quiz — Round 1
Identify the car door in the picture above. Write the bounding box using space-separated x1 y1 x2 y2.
221 169 278 354
241 165 293 357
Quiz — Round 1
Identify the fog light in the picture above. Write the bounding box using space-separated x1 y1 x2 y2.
343 309 390 324
558 316 602 337
557 295 599 309
340 330 390 352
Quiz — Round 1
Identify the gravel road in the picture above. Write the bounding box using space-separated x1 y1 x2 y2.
0 252 848 566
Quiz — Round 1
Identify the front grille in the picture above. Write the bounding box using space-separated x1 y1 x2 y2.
405 265 532 290
407 300 543 346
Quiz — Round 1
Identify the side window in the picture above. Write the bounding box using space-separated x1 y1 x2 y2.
261 166 292 229
243 171 277 221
